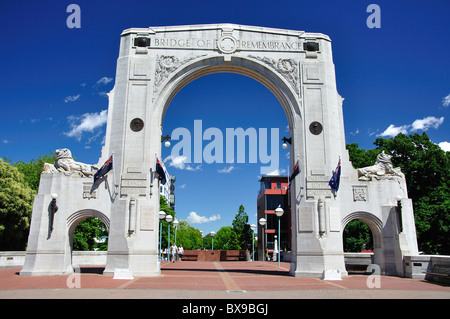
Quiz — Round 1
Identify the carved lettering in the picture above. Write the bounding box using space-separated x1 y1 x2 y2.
149 37 305 52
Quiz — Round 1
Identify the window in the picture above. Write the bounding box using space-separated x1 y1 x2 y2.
266 195 285 210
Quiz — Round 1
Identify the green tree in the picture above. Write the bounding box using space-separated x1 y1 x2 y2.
346 143 380 169
175 220 203 250
160 195 176 249
12 152 57 191
203 233 213 250
72 218 108 251
232 205 252 249
343 220 373 252
214 226 241 250
0 159 35 250
347 133 450 254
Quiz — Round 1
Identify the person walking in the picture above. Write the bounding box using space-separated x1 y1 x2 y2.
177 244 184 261
170 243 177 263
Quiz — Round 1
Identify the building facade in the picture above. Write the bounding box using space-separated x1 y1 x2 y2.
159 160 176 210
257 175 292 261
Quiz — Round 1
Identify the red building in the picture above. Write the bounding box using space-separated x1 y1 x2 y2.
257 175 291 261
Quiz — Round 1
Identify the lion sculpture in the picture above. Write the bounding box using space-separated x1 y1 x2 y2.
357 151 404 181
43 148 95 177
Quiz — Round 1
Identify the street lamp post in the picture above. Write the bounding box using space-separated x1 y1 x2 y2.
275 205 284 268
210 231 216 250
250 224 256 261
159 211 166 261
165 214 173 262
173 219 179 244
259 218 266 263
173 219 179 261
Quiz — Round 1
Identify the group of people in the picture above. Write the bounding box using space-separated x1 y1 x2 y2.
167 243 183 263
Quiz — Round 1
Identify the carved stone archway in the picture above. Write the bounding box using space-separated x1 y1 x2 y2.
21 24 419 278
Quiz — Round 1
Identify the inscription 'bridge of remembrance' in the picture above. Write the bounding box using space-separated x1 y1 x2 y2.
20 24 419 278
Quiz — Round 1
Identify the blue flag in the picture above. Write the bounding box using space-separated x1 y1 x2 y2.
94 155 113 183
329 158 341 193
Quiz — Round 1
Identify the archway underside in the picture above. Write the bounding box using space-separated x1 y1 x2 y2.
67 210 110 234
159 57 301 130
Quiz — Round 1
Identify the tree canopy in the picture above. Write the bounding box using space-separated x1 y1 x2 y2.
0 159 35 250
232 204 253 250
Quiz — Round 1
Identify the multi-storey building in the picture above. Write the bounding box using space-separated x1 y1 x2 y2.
257 175 291 261
159 162 176 210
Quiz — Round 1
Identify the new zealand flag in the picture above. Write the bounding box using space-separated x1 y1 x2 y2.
94 155 113 183
329 158 341 194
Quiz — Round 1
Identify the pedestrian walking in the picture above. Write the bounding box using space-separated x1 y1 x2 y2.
170 243 177 263
178 244 184 261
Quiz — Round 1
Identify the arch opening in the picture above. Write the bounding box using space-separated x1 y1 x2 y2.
158 67 292 258
67 210 110 271
342 212 382 274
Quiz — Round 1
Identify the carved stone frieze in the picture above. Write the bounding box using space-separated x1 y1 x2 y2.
248 55 300 95
154 54 207 92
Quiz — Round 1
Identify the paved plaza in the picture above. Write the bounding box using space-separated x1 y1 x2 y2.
0 261 449 299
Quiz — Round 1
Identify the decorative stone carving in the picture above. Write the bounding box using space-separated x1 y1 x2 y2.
42 148 95 177
248 55 300 95
352 186 367 201
357 151 404 181
83 183 97 199
154 54 207 91
217 35 238 54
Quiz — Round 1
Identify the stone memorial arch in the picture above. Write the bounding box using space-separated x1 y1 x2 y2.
21 24 419 277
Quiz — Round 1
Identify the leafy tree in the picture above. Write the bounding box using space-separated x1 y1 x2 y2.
346 143 380 169
11 152 57 191
214 226 241 250
159 195 176 249
0 159 35 250
72 217 108 251
343 220 373 252
203 233 213 250
175 220 203 250
232 205 252 249
347 133 450 254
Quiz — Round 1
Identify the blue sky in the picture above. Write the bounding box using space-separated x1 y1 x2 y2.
1 0 449 235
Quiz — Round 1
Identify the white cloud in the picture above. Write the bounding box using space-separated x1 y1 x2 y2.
164 155 201 171
411 116 444 131
2 139 9 144
64 94 80 103
95 77 113 86
218 166 235 173
442 94 450 107
378 124 410 138
438 141 450 152
379 116 445 138
266 168 287 176
65 110 107 141
187 212 221 224
178 184 186 189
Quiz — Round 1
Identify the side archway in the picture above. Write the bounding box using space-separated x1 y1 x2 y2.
67 210 110 249
342 212 383 249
